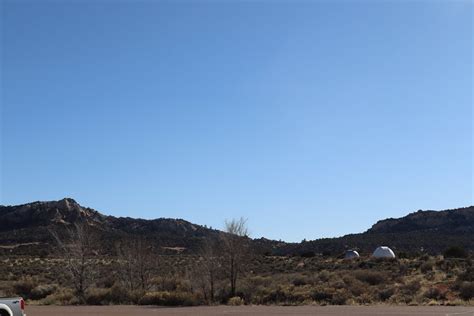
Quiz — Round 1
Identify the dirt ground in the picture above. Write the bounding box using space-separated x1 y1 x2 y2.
26 305 474 316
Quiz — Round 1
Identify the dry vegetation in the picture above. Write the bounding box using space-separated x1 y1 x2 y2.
0 253 473 307
1 218 472 307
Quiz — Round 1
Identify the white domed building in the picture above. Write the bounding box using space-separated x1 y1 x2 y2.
372 246 396 258
344 250 360 259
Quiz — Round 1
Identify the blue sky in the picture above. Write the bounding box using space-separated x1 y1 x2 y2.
1 0 472 242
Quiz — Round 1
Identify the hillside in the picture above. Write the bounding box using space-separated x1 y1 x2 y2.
0 199 472 257
0 198 247 256
368 207 474 234
279 206 474 256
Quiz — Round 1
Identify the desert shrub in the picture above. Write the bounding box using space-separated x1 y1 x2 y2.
138 292 160 305
6 255 474 306
11 277 37 300
420 261 434 273
228 296 244 305
400 280 421 296
318 270 331 282
261 285 309 305
246 276 273 288
139 291 198 306
152 276 179 291
160 276 192 292
108 283 132 303
457 266 474 282
358 261 375 269
261 287 285 304
292 276 308 287
240 276 274 304
290 286 313 304
393 280 422 303
99 276 116 288
354 271 386 285
423 287 446 300
311 286 333 303
240 284 270 304
330 289 349 305
444 246 467 259
459 282 474 301
398 263 409 276
379 287 395 301
39 294 58 306
85 288 110 305
128 290 146 304
329 277 346 290
42 288 75 305
347 280 366 297
356 292 373 304
30 284 57 300
437 258 458 273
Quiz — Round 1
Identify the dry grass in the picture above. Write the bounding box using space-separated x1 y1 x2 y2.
0 255 472 306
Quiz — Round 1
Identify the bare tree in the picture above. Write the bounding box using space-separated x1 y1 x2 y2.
222 217 249 297
115 240 136 292
116 237 156 292
190 260 210 303
50 222 96 302
192 239 221 303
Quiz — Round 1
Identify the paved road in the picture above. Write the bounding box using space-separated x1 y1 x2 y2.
26 305 474 316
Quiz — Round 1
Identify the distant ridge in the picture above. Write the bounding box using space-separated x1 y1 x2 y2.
0 198 227 256
0 198 472 257
367 206 474 234
277 206 474 256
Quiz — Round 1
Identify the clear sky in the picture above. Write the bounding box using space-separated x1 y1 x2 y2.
1 0 472 242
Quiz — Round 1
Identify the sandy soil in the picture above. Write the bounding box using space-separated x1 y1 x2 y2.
26 305 474 316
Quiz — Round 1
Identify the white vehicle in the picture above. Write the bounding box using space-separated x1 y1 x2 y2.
0 298 26 316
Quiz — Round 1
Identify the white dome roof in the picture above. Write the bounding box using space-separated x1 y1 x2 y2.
372 246 395 258
344 250 360 259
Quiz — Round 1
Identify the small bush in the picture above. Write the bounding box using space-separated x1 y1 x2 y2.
330 289 349 305
139 291 198 306
228 296 244 306
42 288 74 305
260 286 309 305
420 261 434 273
459 282 474 301
292 277 308 287
311 287 333 302
379 287 395 301
423 287 446 300
354 271 386 286
85 288 110 305
30 284 57 300
108 284 131 304
457 267 474 282
12 277 37 300
400 280 421 296
318 270 331 282
345 280 366 297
